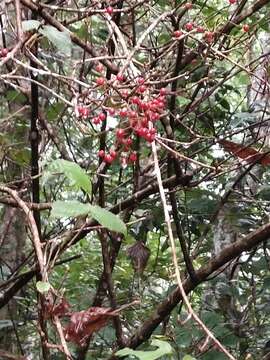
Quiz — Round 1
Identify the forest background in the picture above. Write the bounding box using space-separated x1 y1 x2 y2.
0 0 270 359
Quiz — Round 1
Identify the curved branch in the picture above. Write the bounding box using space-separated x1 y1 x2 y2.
126 222 270 349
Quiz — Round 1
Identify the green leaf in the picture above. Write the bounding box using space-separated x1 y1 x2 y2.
36 281 51 293
50 201 127 235
50 201 91 218
49 159 91 195
22 20 41 32
6 90 27 104
39 25 72 55
88 205 127 236
176 96 190 106
201 350 226 360
46 102 65 121
183 356 197 360
238 73 250 86
116 339 172 360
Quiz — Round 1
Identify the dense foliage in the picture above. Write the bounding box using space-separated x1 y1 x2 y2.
0 0 270 359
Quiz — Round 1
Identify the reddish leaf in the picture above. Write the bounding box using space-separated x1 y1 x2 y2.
52 297 71 317
64 307 118 346
218 139 270 165
44 297 71 319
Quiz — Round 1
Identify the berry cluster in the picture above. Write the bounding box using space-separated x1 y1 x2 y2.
100 82 166 165
172 1 249 41
75 4 250 168
76 71 167 166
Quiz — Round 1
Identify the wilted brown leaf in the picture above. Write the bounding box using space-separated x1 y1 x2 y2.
218 139 270 165
64 307 118 346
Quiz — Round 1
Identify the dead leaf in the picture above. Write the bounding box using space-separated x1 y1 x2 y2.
218 139 270 165
64 307 118 346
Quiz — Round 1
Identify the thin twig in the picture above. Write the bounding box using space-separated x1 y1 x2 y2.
0 186 46 280
151 140 236 360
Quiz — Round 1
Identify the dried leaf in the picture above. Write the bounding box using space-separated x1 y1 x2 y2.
218 139 270 165
127 241 151 274
44 297 71 319
64 307 118 346
52 298 71 318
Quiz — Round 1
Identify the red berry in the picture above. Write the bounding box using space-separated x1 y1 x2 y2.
108 108 115 115
119 108 128 117
149 112 160 122
145 132 154 142
129 110 137 118
130 119 138 128
185 2 193 9
243 24 249 32
129 152 137 162
98 150 105 158
185 22 194 31
131 96 141 105
229 0 236 3
116 73 125 82
98 113 106 121
125 137 133 146
77 106 83 115
109 149 117 158
95 63 103 73
104 154 114 163
106 6 114 15
141 127 148 137
140 102 149 111
116 128 125 138
137 85 147 94
157 101 164 109
93 117 100 124
159 88 167 96
146 132 156 142
137 77 145 85
96 77 105 86
135 128 142 136
156 96 165 106
141 119 148 128
121 89 129 98
173 30 183 38
0 48 9 57
78 107 90 118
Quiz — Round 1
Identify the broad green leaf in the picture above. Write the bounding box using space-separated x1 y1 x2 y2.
183 356 196 360
36 281 51 293
39 25 72 55
50 201 126 235
22 20 41 32
176 96 190 106
50 200 91 218
89 205 127 236
116 339 172 360
49 159 91 195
